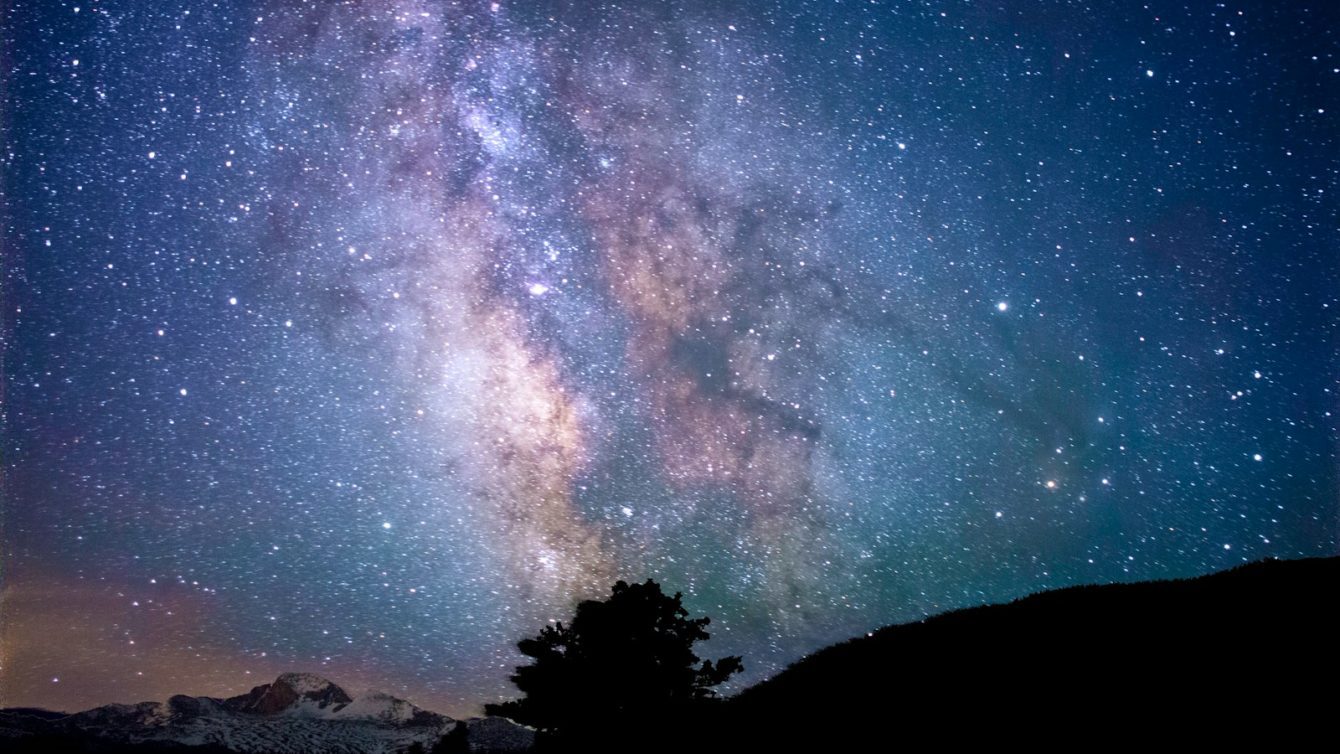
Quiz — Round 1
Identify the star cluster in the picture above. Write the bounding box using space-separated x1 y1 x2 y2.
3 0 1337 717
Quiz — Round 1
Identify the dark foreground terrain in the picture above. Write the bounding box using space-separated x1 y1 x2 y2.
5 556 1337 752
715 555 1340 749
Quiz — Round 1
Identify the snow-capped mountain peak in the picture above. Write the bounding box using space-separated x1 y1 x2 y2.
333 691 424 724
1 672 535 754
227 672 354 716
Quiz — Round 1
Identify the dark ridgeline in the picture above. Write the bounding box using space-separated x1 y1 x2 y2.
715 555 1340 750
485 557 1340 752
3 557 1336 752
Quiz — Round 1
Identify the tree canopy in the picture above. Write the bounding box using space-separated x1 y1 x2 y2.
485 579 743 742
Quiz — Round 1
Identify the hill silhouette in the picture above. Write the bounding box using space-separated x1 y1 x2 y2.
5 557 1336 752
712 556 1339 749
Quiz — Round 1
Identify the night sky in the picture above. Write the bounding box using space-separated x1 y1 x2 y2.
3 0 1337 717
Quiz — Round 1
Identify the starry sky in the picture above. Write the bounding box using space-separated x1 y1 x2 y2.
3 0 1337 718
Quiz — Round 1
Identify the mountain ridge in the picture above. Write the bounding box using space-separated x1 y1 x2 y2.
1 672 533 754
5 556 1336 751
716 555 1340 748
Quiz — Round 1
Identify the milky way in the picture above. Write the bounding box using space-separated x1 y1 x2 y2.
4 0 1337 716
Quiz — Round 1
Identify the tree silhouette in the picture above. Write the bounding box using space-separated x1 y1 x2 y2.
485 579 743 746
429 721 468 754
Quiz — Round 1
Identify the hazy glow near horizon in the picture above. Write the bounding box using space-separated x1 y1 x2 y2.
3 0 1336 718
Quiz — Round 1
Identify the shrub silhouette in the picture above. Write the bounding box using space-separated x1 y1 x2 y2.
485 579 742 746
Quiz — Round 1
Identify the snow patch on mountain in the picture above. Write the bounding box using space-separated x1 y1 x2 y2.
1 673 535 753
334 691 422 724
274 673 339 696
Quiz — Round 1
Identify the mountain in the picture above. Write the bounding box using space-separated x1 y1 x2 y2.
221 672 353 717
0 672 534 754
6 557 1335 751
716 555 1340 748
